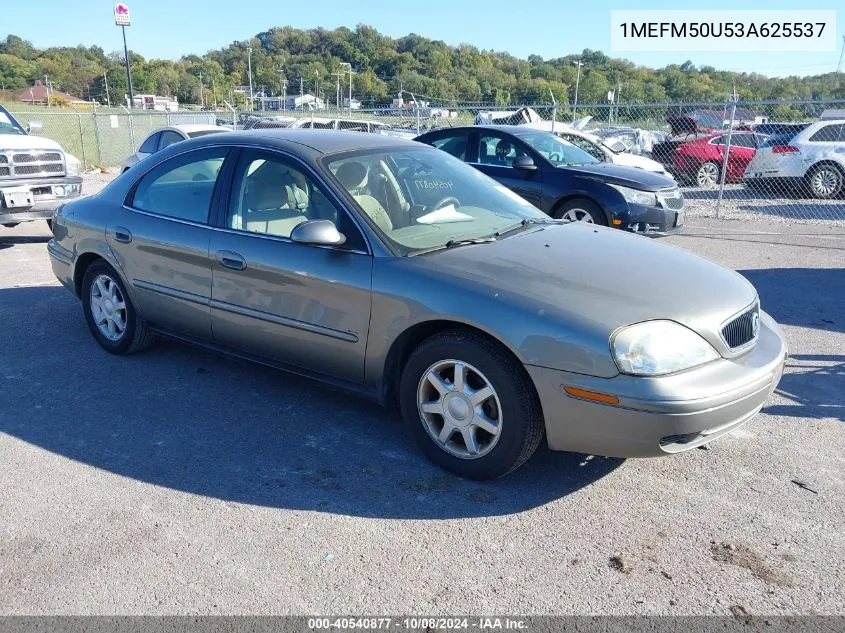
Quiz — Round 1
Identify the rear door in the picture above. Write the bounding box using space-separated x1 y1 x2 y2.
723 133 757 179
208 148 373 383
107 147 230 340
803 123 845 172
470 131 544 208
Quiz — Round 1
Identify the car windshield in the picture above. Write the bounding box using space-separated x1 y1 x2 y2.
516 132 600 166
0 108 27 136
325 147 547 254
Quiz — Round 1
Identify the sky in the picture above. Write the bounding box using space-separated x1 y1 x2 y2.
1 0 843 77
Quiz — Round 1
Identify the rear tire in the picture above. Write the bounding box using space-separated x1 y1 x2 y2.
696 161 721 187
81 260 154 355
399 330 544 480
553 198 607 226
806 163 843 200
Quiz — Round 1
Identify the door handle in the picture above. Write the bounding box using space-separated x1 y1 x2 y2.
216 250 247 271
113 226 132 243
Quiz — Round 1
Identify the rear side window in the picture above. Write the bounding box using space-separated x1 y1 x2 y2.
809 124 845 143
761 133 798 148
130 148 228 223
139 133 160 154
429 134 469 160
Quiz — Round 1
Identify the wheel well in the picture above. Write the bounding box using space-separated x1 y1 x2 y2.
382 320 528 405
551 195 609 222
73 253 104 297
807 160 845 177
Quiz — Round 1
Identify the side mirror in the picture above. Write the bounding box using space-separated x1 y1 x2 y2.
290 219 346 246
27 120 44 134
513 155 537 171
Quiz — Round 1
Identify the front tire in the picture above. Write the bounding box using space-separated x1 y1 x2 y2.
554 198 607 225
399 330 544 480
806 164 843 199
81 260 154 355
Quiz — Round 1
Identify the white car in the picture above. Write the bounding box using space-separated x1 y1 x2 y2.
121 124 229 172
525 123 673 179
743 120 845 199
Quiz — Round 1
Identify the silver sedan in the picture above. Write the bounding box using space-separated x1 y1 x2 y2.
120 124 229 173
48 130 787 479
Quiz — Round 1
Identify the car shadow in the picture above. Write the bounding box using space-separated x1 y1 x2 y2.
739 267 845 422
0 234 51 250
0 285 622 519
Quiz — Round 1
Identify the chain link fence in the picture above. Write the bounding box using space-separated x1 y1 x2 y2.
7 99 845 225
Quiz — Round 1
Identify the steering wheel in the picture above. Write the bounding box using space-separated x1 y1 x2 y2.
432 196 460 211
549 152 561 162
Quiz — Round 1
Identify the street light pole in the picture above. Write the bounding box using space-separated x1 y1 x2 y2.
198 71 204 108
571 60 583 122
314 70 319 106
276 68 285 109
340 63 352 110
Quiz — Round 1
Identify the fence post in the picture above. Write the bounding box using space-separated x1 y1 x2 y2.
715 99 737 219
76 112 88 169
92 110 103 167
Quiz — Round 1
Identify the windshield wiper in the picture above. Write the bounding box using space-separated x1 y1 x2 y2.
493 217 549 238
409 236 496 256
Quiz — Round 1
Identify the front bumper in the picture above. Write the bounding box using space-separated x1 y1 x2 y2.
526 311 788 458
0 176 82 224
621 200 684 237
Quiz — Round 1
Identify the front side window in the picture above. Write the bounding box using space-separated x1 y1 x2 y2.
518 132 599 167
477 134 527 167
228 150 365 250
131 148 227 222
326 147 546 254
158 130 185 150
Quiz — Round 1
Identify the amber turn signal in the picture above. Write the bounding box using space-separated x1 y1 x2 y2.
563 386 620 405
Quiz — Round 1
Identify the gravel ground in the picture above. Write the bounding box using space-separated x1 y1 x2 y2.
0 193 843 615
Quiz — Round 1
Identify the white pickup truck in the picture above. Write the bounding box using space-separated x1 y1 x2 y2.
0 104 82 230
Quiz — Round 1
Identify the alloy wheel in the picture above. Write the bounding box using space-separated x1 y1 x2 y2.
696 162 720 187
417 359 503 459
810 168 840 198
89 274 127 342
560 208 595 223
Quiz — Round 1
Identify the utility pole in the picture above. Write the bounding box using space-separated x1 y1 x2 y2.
44 75 51 107
836 35 845 88
314 70 319 104
299 76 304 109
571 60 583 121
276 68 285 109
198 72 204 108
247 45 254 109
211 77 217 109
103 70 111 107
340 62 353 110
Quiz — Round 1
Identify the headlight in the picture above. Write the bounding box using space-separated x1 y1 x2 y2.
608 183 657 206
65 154 81 176
611 320 719 376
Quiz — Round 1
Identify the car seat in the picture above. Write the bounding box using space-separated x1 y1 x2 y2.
334 161 393 233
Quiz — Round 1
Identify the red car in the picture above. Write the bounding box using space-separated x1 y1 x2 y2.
666 132 767 187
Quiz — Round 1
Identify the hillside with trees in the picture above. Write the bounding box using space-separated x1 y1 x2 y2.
1 27 842 108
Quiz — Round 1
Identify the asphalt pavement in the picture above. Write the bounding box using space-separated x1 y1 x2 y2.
0 211 843 615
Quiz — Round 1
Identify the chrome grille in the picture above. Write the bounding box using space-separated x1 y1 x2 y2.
721 304 760 351
657 188 685 210
0 150 65 179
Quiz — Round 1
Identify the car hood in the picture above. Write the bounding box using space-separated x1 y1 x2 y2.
410 223 757 374
563 162 675 190
0 133 65 151
609 151 669 175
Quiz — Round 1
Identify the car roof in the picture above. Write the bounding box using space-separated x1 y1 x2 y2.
165 124 229 133
215 129 419 154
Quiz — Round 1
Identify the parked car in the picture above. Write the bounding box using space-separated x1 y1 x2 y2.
242 116 297 130
655 131 767 187
743 122 810 137
551 127 672 178
416 125 684 236
0 104 82 231
48 130 787 479
121 124 229 172
743 120 845 199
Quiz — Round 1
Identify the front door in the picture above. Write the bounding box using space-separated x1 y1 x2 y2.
471 131 544 209
106 147 229 340
209 149 373 383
